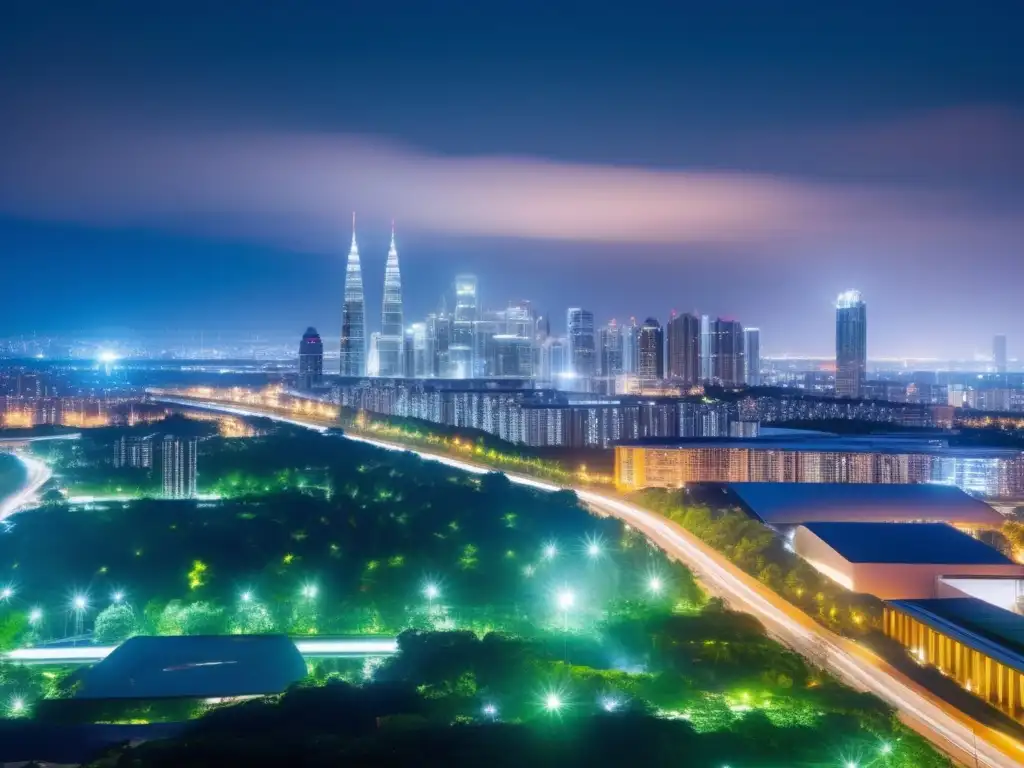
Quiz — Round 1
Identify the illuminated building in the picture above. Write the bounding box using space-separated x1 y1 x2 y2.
699 314 711 382
994 334 1008 374
426 313 451 377
339 214 366 377
538 338 567 382
113 434 155 469
490 335 534 378
161 435 197 499
636 317 664 381
297 327 324 390
743 327 761 386
451 275 478 378
835 290 867 398
404 323 428 378
621 317 638 374
710 318 744 387
567 308 596 378
884 598 1024 723
367 333 381 377
378 224 404 377
472 314 502 377
667 312 700 385
614 433 1024 497
597 320 624 377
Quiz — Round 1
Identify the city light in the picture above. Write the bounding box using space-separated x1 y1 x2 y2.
28 607 42 625
423 582 440 601
543 693 564 713
482 703 498 719
880 742 892 754
71 594 88 611
111 590 125 604
9 697 25 714
240 590 253 603
97 350 120 363
601 696 621 712
555 588 575 612
301 584 319 599
542 541 558 560
584 534 604 559
647 576 663 594
0 586 12 601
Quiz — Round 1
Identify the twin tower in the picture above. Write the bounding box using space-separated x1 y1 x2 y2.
339 214 403 376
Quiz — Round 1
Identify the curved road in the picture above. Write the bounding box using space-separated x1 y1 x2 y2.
0 452 52 522
157 397 1024 767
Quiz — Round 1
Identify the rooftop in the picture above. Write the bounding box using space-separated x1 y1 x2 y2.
799 522 1016 565
72 634 307 700
888 598 1024 674
729 483 1004 527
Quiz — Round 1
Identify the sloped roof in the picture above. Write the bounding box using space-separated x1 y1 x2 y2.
73 634 307 700
799 522 1017 565
730 483 1004 527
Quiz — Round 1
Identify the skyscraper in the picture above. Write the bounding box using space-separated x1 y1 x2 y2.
339 214 366 377
298 327 324 389
378 223 404 377
566 308 596 378
637 317 664 381
700 314 711 382
597 320 624 377
743 327 761 386
667 312 700 385
451 275 477 378
162 435 197 499
835 290 867 399
994 334 1008 374
426 313 451 377
621 317 638 374
710 318 745 387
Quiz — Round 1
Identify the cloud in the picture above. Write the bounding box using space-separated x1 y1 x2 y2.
0 110 1019 256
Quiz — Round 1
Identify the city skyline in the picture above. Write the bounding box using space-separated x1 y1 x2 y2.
0 4 1021 357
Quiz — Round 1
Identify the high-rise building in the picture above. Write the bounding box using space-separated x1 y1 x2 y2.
114 434 154 469
403 323 428 378
367 332 381 377
535 314 551 341
426 313 451 377
700 314 711 382
743 327 761 386
835 290 867 399
538 337 567 381
490 335 534 378
567 308 596 378
378 224 404 377
637 317 664 381
621 317 638 374
994 334 1008 374
667 312 700 385
298 327 324 389
162 435 197 499
597 320 624 377
451 275 478 378
710 318 745 387
339 214 366 377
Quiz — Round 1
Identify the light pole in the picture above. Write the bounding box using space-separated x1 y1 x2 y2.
555 587 575 662
423 583 440 616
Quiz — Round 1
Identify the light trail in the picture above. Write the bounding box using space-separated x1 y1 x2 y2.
153 396 1024 767
0 452 53 522
6 637 399 664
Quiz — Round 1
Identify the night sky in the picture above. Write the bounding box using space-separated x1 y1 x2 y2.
0 2 1021 357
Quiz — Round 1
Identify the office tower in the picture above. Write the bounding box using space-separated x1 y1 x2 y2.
743 327 761 386
710 318 745 387
667 312 700 385
835 290 867 399
994 334 1008 374
535 314 551 341
339 214 366 376
378 224 404 376
538 337 566 381
621 317 638 374
637 317 665 380
298 327 324 389
473 314 502 377
491 334 534 377
505 301 534 338
700 314 711 382
403 323 427 378
367 332 381 377
450 275 477 378
426 313 451 377
597 320 624 376
114 434 154 469
162 435 197 499
567 308 596 378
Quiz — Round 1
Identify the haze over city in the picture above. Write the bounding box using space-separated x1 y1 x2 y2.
0 2 1021 358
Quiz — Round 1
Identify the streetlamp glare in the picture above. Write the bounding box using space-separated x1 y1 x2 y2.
240 591 253 603
556 589 576 611
112 591 124 604
544 693 563 712
648 577 663 594
423 583 440 600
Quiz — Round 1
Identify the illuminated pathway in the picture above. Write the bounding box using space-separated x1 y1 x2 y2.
5 637 398 664
154 396 1024 767
0 452 53 522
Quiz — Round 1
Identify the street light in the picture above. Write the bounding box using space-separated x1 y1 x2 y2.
0 586 13 601
301 584 318 599
482 703 498 720
601 696 621 712
111 591 125 604
240 590 253 603
28 607 42 625
544 693 563 713
542 542 558 561
423 582 440 615
647 576 663 595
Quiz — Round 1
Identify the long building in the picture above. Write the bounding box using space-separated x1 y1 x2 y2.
377 225 404 377
836 290 867 399
614 432 1024 497
339 215 366 377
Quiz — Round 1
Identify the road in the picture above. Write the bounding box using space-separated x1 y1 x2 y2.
156 396 1024 767
0 451 53 522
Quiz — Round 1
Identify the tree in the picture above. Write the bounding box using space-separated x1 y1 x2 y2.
93 603 139 643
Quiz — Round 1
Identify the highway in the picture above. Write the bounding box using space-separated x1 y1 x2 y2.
0 451 53 522
154 396 1024 766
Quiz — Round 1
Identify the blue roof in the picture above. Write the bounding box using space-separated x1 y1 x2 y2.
730 483 1004 527
73 634 307 700
888 598 1024 674
800 522 1015 565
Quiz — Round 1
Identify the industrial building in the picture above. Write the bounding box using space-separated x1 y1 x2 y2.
792 522 1024 599
884 598 1024 723
726 482 1005 533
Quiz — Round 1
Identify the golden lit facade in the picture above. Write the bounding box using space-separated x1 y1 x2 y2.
884 601 1024 723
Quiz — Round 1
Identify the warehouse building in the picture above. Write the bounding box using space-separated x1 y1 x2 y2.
884 598 1024 723
792 522 1024 599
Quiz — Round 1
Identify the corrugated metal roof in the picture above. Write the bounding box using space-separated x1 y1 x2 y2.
800 522 1015 565
730 483 1004 526
73 634 307 700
